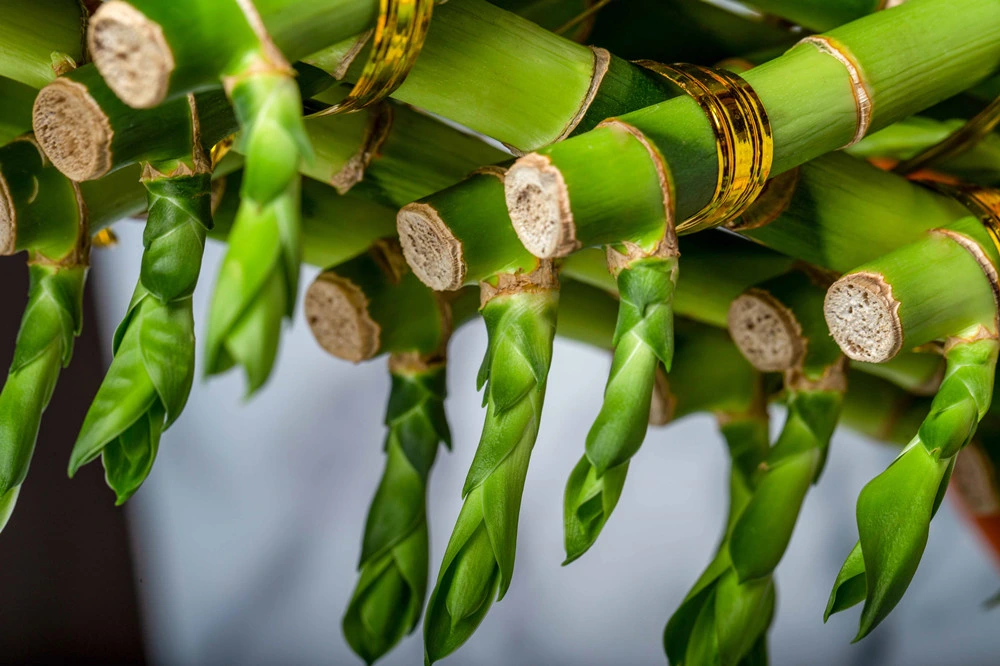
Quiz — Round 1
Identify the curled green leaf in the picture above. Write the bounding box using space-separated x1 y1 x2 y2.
344 364 450 664
424 288 558 664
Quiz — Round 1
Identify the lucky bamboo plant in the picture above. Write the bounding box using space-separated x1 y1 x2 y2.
4 0 1000 663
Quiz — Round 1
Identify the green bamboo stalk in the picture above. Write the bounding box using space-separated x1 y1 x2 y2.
307 0 674 152
824 217 1000 639
0 77 36 145
838 371 932 448
68 103 212 503
735 152 971 274
88 0 377 108
423 263 559 663
588 0 796 66
849 115 1000 186
727 270 846 582
0 0 86 88
505 0 1000 250
0 138 88 529
745 0 884 32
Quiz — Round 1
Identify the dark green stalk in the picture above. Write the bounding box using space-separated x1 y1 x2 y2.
0 77 36 145
0 0 86 88
424 265 559 663
69 128 212 503
0 139 87 529
745 0 884 32
507 0 1000 244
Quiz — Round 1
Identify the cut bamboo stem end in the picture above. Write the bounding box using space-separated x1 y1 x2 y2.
727 289 804 372
397 202 466 291
0 174 13 256
480 261 559 307
32 78 113 181
88 1 174 109
824 272 902 363
505 153 578 258
304 272 381 363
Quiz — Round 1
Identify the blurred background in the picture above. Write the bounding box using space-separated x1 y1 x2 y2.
1 223 998 665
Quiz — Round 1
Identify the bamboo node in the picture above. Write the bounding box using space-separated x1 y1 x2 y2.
307 0 435 117
555 46 611 142
397 202 466 291
636 62 772 233
505 153 580 259
330 104 395 194
799 36 871 147
479 261 559 307
824 272 902 363
88 1 174 109
0 173 14 256
33 78 113 181
728 289 804 372
305 272 381 363
389 351 446 375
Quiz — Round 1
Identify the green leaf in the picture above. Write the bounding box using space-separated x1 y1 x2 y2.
855 443 950 640
563 454 628 564
825 541 866 621
102 400 166 505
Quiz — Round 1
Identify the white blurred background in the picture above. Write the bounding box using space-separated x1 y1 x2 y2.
92 226 1000 665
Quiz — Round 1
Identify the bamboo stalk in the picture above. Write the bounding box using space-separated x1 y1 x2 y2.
726 269 847 582
746 0 885 31
306 0 674 152
0 0 87 88
505 0 1000 252
825 216 999 362
88 0 377 108
0 77 36 145
824 215 1000 637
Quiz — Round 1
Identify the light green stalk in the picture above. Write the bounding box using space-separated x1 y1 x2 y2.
564 254 676 562
0 0 86 88
69 151 211 503
827 337 999 639
344 357 450 664
204 63 311 393
424 277 559 663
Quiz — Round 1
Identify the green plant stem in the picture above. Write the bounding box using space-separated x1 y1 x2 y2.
564 319 761 564
344 356 449 664
0 140 87 529
826 216 1000 359
827 337 999 639
664 397 776 666
308 0 673 152
69 149 212 503
424 271 559 663
510 0 1000 237
0 77 35 144
0 0 86 88
91 0 377 107
737 152 971 273
839 371 932 447
203 58 312 394
849 115 1000 187
746 0 883 31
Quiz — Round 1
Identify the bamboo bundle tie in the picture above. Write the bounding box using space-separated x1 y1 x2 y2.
799 36 872 147
636 62 773 233
308 0 435 116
